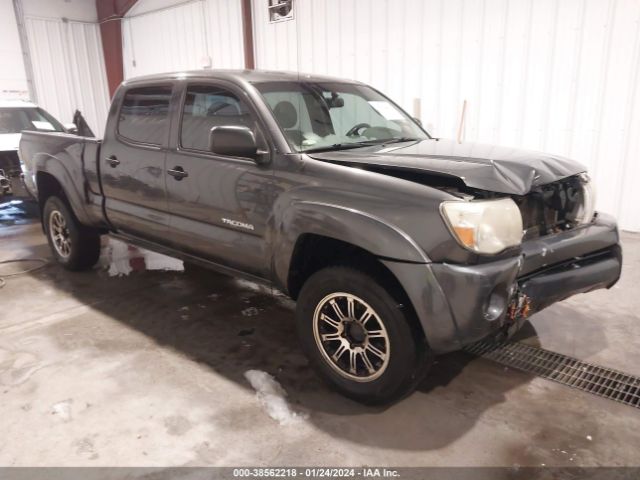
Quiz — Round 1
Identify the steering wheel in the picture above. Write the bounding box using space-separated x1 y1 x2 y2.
346 123 371 137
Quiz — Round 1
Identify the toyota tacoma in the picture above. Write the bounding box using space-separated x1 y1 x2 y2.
19 70 622 404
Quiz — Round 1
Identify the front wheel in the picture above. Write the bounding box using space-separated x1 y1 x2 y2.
296 266 430 404
43 196 101 271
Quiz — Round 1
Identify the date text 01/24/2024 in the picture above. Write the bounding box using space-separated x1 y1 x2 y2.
232 468 400 478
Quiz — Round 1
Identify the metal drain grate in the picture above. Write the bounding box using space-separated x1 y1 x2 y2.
466 341 640 409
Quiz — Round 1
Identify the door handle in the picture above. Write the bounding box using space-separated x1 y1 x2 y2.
106 155 120 168
167 166 188 180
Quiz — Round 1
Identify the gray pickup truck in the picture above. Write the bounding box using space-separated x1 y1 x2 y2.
19 70 622 404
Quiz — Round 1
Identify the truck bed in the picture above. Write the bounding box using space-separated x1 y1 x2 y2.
20 131 101 196
19 130 105 227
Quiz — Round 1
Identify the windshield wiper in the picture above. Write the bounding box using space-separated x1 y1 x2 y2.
380 137 421 144
302 137 421 153
302 142 379 153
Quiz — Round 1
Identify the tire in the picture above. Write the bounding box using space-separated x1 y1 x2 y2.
296 265 430 405
43 196 101 271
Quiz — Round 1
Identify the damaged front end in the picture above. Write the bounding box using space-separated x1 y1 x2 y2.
420 172 620 351
309 142 621 352
514 173 596 240
504 289 532 337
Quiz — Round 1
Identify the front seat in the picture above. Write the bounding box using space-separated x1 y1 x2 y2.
273 100 304 147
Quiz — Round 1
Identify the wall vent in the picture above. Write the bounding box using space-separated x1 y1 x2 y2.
268 0 293 23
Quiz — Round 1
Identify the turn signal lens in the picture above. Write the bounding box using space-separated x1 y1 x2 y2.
440 198 523 254
452 226 475 248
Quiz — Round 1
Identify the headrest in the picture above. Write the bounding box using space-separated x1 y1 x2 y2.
273 101 297 129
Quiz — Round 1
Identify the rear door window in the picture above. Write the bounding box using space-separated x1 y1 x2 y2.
118 86 172 145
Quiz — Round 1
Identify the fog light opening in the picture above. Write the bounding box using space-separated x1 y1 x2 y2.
484 287 508 322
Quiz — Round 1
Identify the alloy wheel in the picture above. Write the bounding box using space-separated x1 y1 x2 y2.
49 210 72 258
313 292 390 382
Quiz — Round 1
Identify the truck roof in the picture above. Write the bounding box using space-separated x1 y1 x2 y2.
0 99 37 109
122 69 365 87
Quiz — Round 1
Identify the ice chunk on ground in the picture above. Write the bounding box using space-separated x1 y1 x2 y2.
51 400 72 422
241 307 259 317
106 240 133 277
244 370 307 425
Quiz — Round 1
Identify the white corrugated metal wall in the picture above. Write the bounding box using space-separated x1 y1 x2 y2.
253 0 640 232
122 0 245 79
0 0 29 97
21 0 637 231
23 15 110 133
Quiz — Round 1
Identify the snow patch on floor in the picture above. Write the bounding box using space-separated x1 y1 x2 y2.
143 250 184 272
241 307 259 317
244 370 307 425
103 239 183 276
51 400 72 422
233 279 267 293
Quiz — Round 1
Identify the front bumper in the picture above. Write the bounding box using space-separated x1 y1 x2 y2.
382 212 622 354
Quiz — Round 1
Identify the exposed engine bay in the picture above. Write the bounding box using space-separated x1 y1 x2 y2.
434 173 594 240
341 163 593 242
512 175 593 239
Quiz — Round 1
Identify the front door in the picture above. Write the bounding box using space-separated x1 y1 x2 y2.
101 85 173 242
165 82 274 278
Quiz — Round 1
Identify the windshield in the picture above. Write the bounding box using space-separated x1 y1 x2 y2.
255 81 428 152
0 108 65 134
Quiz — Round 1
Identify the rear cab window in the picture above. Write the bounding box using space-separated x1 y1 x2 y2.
117 86 172 145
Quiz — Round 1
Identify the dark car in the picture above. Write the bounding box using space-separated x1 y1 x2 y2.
19 70 622 404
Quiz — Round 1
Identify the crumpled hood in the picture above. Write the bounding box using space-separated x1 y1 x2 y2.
307 138 586 195
0 133 21 152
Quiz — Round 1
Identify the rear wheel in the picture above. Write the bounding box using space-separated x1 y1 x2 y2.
296 265 430 404
43 196 100 271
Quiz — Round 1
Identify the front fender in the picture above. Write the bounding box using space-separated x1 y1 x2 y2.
271 200 467 352
272 199 431 290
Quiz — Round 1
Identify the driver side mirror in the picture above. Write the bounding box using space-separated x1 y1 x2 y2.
209 126 260 160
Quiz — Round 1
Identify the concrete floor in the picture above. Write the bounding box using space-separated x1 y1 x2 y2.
1 199 640 467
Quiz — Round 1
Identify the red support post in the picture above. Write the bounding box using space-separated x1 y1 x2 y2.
96 0 138 97
241 0 255 70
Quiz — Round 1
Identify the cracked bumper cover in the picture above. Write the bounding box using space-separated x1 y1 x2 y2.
382 212 622 354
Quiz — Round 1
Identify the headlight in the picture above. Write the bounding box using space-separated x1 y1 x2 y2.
570 173 596 224
440 198 523 254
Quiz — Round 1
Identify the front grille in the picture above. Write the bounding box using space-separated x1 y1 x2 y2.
466 341 640 409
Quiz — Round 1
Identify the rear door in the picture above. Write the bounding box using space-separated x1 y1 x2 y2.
101 84 173 242
165 81 274 277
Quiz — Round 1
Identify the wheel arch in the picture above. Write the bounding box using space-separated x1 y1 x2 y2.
272 201 429 292
35 159 93 227
271 201 466 353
